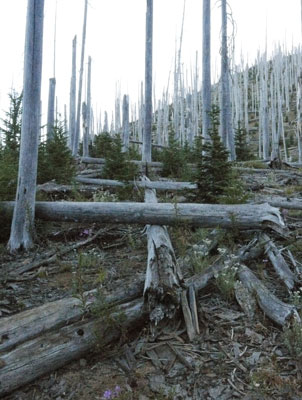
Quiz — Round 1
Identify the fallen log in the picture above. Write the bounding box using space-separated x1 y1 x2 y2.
0 299 145 397
36 181 101 195
238 265 299 326
0 238 297 395
0 201 285 232
81 156 163 169
75 176 196 191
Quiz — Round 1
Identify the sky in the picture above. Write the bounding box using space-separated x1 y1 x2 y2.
0 0 301 131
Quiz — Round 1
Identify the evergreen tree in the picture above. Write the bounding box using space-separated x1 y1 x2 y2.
90 132 114 158
0 91 23 200
194 105 231 203
37 122 75 184
102 134 139 181
161 130 190 179
0 91 22 153
235 121 253 161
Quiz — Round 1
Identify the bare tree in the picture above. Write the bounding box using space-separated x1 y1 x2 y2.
46 78 56 141
202 0 211 140
122 94 130 152
73 0 88 156
69 36 77 150
220 0 235 160
143 0 153 163
8 0 44 253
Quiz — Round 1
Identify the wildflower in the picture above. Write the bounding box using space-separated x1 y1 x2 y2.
103 389 113 399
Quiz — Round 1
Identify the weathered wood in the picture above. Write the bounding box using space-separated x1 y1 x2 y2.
75 176 196 191
143 180 183 330
81 156 163 168
238 265 299 326
0 202 286 232
7 0 45 252
0 280 144 355
36 181 100 194
262 233 297 290
0 299 145 397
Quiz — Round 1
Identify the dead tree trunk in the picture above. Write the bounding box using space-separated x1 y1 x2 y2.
143 182 183 334
7 0 45 253
73 0 88 156
143 0 153 163
46 77 56 141
1 201 285 232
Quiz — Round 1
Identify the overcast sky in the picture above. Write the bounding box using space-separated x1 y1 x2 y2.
0 0 300 129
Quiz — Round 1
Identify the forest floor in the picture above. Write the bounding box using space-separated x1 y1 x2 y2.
1 167 302 399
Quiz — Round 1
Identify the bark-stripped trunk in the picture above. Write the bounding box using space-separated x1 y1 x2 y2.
220 0 235 160
1 201 285 233
83 55 92 157
82 102 88 157
122 94 130 152
202 0 211 140
143 0 153 163
46 77 56 141
7 0 44 253
73 0 88 156
68 36 77 150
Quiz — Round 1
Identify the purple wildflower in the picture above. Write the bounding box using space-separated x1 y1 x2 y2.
103 389 113 399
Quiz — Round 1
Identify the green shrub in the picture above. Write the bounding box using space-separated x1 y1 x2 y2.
161 130 190 179
235 121 253 161
90 132 114 158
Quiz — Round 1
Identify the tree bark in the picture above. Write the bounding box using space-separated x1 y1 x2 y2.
122 94 130 152
143 0 153 163
73 0 88 156
46 77 56 141
68 35 77 150
202 0 211 140
1 201 285 232
7 0 45 253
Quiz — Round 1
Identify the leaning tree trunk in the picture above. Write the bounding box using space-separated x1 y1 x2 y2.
143 0 153 163
73 0 88 156
69 35 77 150
7 0 44 253
220 0 235 160
46 77 56 141
202 0 211 140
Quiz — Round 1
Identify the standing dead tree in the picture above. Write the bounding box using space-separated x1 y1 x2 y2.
143 0 153 163
7 0 45 253
202 0 211 140
73 0 88 156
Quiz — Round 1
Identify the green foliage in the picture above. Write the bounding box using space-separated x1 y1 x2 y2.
235 121 253 161
102 134 139 182
90 132 114 158
161 130 190 179
283 317 302 359
215 264 239 301
193 105 231 203
37 122 75 184
219 170 249 204
0 90 22 153
0 91 22 201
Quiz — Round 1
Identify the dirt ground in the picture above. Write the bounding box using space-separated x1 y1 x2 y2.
1 170 302 399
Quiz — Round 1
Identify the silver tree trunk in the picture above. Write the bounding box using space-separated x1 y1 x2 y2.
7 0 44 253
46 77 56 141
143 0 153 162
202 0 211 140
85 55 92 153
68 35 77 150
73 0 88 156
220 0 235 160
122 94 130 152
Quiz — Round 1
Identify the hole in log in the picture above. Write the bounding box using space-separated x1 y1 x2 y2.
77 329 84 336
1 334 8 342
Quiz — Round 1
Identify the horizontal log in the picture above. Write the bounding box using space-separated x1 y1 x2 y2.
81 156 163 168
37 181 100 194
0 299 145 396
0 201 285 232
75 176 196 191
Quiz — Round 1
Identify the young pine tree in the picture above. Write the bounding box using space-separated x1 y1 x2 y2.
37 122 75 184
194 105 231 203
102 134 139 182
0 91 23 200
235 121 253 161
